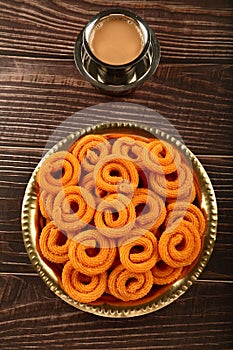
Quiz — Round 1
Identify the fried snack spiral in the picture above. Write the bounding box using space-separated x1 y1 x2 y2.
158 222 201 268
53 186 95 234
119 231 159 273
38 151 80 194
112 136 147 166
182 183 196 203
94 193 136 238
165 202 206 237
68 230 117 276
94 155 139 194
36 132 207 306
142 140 181 174
62 261 107 303
39 190 55 219
79 173 107 204
71 134 111 172
132 188 166 231
150 161 194 200
166 184 196 208
108 264 153 301
151 260 183 285
39 221 70 263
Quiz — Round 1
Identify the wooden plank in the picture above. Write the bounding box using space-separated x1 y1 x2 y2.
0 146 232 280
0 0 232 61
0 58 232 155
0 274 232 350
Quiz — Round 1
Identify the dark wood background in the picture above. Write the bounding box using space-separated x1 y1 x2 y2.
0 1 232 349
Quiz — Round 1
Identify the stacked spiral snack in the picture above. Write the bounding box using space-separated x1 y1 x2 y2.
36 132 206 305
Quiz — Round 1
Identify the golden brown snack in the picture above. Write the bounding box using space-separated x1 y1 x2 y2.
37 151 80 194
71 134 111 171
158 222 201 268
119 231 159 273
39 221 70 264
94 154 139 194
68 229 117 276
108 264 153 301
52 185 95 235
112 136 147 166
150 161 194 201
132 188 166 231
62 261 107 303
35 132 207 306
165 202 206 237
94 193 136 238
79 172 107 204
151 260 183 285
38 190 55 219
142 140 181 174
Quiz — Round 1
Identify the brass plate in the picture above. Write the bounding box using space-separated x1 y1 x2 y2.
21 122 218 317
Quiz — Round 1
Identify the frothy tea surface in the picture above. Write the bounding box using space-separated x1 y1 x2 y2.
89 16 144 66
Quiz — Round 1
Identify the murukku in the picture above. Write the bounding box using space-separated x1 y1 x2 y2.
68 229 117 276
39 221 70 264
94 193 136 238
132 188 166 231
52 185 95 234
158 222 201 268
165 202 206 237
182 183 196 203
94 154 139 194
39 190 55 219
150 161 194 200
70 134 111 172
142 140 181 174
38 151 80 194
79 172 107 204
119 231 159 273
36 131 207 306
112 136 147 166
166 185 196 208
151 260 183 285
62 261 107 303
108 264 153 301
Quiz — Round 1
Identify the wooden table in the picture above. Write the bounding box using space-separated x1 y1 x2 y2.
0 1 232 349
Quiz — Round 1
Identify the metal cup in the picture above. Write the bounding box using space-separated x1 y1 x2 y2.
74 8 160 95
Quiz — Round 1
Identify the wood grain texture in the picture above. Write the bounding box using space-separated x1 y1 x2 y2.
0 1 233 349
0 0 232 61
0 274 232 350
0 57 232 155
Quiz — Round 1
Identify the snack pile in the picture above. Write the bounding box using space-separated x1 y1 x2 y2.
36 133 206 305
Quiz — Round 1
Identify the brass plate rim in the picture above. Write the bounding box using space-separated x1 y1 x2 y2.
21 121 218 318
